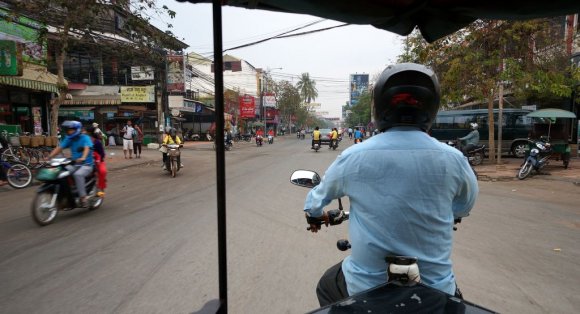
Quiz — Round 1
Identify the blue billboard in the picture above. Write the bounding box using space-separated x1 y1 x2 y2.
349 74 369 106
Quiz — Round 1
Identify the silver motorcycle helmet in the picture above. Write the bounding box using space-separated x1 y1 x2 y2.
470 122 479 130
373 63 441 132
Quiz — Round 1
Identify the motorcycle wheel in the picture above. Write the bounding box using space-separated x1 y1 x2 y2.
517 160 533 180
171 159 177 178
471 152 484 166
6 163 32 189
88 185 103 211
31 191 58 226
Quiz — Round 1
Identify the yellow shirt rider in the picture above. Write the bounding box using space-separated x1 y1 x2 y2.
312 127 321 149
329 128 339 148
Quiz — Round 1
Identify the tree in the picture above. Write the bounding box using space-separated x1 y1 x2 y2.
398 18 578 163
274 80 302 131
10 0 178 135
296 72 318 104
345 91 372 127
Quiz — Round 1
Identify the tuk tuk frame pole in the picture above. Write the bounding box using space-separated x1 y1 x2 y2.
212 1 228 313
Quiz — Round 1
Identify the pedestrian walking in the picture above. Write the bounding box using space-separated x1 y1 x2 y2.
133 123 144 158
121 120 135 159
348 127 353 139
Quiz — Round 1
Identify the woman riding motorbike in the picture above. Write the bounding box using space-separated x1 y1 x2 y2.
162 127 183 170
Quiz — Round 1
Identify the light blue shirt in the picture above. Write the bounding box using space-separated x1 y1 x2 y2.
304 126 478 296
60 134 94 166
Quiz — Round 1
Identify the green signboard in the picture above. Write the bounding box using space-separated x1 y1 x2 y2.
0 40 22 75
0 8 47 65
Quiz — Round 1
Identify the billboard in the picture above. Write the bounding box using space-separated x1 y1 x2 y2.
167 55 185 92
131 66 155 81
263 93 276 107
0 8 46 65
349 74 369 106
239 95 255 118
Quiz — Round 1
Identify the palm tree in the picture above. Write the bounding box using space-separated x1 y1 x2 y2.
296 73 318 104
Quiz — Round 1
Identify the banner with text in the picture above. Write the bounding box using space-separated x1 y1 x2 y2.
239 95 255 118
121 85 155 103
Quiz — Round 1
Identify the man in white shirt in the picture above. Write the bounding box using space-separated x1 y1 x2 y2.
121 120 135 159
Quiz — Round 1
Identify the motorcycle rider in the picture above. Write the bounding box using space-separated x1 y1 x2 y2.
162 127 183 170
256 127 264 145
47 121 94 208
303 63 478 306
311 126 321 149
329 128 339 149
458 122 480 157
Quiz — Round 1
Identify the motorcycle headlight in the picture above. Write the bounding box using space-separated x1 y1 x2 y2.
530 148 539 157
536 143 545 150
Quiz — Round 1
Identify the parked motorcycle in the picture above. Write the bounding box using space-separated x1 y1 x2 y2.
517 137 552 180
256 135 263 146
31 158 103 226
447 140 485 166
164 144 182 178
289 170 495 313
267 134 274 144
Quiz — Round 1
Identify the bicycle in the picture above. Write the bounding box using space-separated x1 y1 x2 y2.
0 160 33 189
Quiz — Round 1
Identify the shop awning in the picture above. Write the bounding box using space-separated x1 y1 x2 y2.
52 95 122 106
119 105 147 111
0 63 62 94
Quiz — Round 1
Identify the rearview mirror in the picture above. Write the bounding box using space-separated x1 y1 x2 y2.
290 170 321 188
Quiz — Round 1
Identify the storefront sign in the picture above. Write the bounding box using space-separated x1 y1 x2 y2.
239 95 255 118
98 106 118 114
58 109 94 120
121 85 155 103
131 66 155 81
168 95 184 108
0 41 23 76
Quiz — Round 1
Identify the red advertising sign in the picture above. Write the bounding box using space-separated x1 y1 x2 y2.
239 95 255 118
265 108 279 120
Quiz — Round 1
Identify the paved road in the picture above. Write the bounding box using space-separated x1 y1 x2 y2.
0 137 578 313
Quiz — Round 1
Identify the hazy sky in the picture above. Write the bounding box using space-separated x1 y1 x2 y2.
154 1 405 117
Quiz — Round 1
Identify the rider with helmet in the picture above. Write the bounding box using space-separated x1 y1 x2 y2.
458 122 480 157
161 127 183 170
303 63 478 306
47 121 94 207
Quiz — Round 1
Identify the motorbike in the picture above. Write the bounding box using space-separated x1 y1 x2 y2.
329 139 338 150
184 130 200 141
517 137 552 180
267 134 274 144
163 144 182 178
447 140 486 166
312 141 321 152
289 170 496 314
31 158 104 226
256 135 263 146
